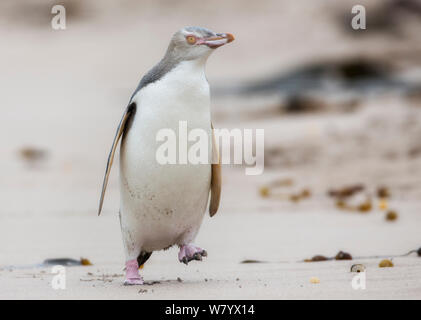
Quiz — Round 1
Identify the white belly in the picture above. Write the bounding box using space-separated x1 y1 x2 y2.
119 60 212 251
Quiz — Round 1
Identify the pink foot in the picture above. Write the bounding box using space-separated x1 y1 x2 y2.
123 259 144 285
178 244 207 265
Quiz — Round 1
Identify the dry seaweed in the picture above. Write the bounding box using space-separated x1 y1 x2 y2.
335 251 352 260
309 277 320 284
377 186 391 198
300 189 311 198
18 147 48 162
283 95 326 113
240 259 266 264
304 255 329 262
269 178 294 187
258 180 311 203
336 200 347 209
334 197 372 213
328 185 364 199
357 200 372 213
42 258 82 266
289 194 301 202
304 251 352 262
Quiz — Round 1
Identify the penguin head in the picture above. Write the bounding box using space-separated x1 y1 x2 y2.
166 26 234 61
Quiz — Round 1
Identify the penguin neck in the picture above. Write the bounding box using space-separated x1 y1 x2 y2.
133 53 209 99
167 55 209 80
165 53 209 73
181 56 208 72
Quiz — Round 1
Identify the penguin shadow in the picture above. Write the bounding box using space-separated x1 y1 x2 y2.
81 276 191 288
141 277 197 287
122 278 208 289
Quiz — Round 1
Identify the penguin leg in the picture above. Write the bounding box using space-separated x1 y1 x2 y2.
124 259 143 285
119 212 144 285
178 245 207 265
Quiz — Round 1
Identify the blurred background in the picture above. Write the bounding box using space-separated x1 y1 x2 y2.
1 0 421 298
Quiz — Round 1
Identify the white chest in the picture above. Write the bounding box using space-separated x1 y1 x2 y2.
118 60 212 250
132 60 210 129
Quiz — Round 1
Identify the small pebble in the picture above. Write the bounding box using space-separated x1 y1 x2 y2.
357 200 372 212
336 200 347 209
378 199 388 210
385 210 398 221
309 277 320 284
259 187 270 197
350 264 366 273
379 259 394 268
377 187 390 198
301 189 311 198
80 258 92 266
289 194 301 202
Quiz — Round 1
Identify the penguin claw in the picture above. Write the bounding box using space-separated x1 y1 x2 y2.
193 252 202 261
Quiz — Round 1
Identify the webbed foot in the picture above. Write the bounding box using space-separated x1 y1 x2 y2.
178 245 207 265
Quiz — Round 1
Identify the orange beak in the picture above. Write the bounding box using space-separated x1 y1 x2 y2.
225 33 235 43
201 33 235 48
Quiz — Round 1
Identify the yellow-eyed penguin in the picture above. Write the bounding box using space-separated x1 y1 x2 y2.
98 26 233 285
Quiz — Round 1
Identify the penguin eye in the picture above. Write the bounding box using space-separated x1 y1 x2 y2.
186 35 197 45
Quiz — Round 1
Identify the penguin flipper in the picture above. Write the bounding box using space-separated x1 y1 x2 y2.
209 123 221 217
98 103 136 216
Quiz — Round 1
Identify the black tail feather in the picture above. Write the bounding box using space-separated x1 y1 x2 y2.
137 251 152 267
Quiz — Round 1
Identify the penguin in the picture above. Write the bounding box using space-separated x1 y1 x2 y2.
98 27 233 285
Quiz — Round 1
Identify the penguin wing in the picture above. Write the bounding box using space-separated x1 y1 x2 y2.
98 103 136 216
209 123 221 217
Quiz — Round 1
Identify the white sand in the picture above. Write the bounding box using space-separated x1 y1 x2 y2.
1 193 421 299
